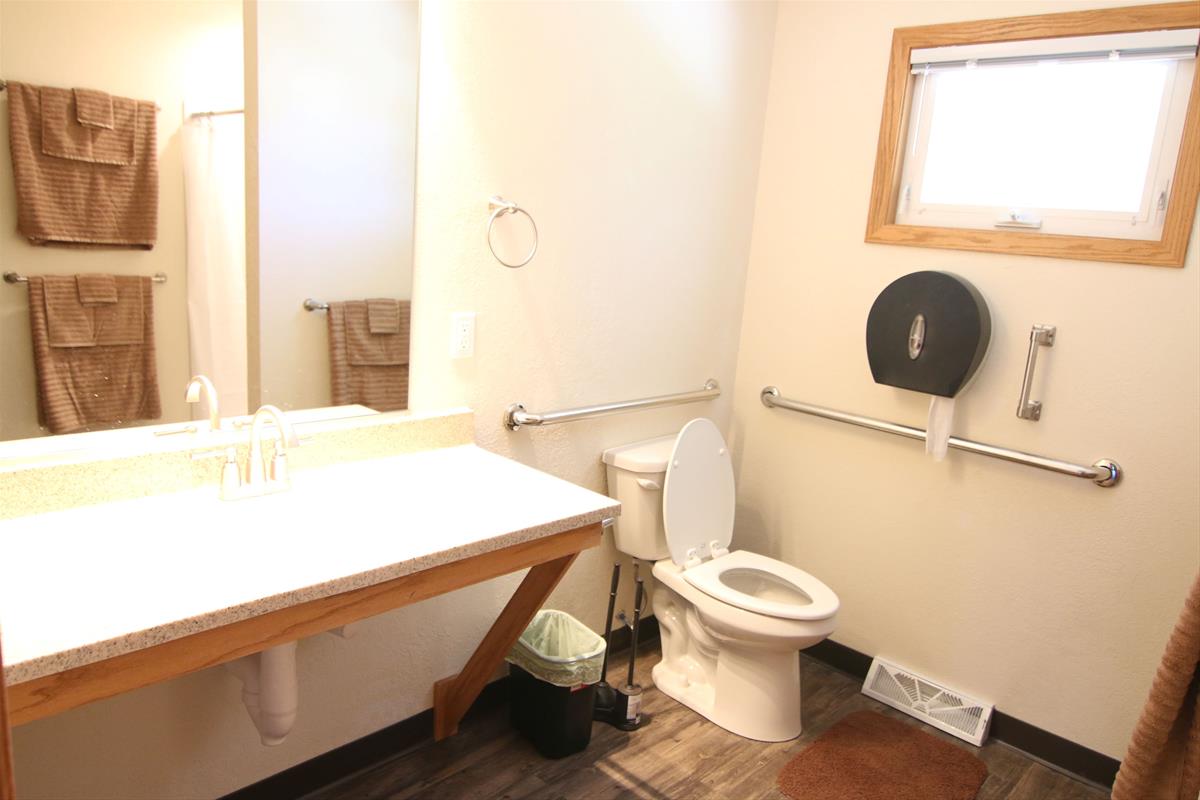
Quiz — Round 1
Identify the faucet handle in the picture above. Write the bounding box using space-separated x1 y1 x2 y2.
221 447 242 498
270 452 290 485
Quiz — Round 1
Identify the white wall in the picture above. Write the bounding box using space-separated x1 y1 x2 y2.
0 0 243 440
729 0 1200 760
9 3 778 797
256 0 418 412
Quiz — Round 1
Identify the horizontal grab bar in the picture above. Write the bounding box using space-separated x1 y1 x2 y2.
506 380 720 431
760 386 1120 487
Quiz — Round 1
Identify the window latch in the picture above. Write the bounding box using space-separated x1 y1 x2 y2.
994 211 1043 230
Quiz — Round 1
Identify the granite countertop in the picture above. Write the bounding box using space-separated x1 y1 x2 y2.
0 445 620 685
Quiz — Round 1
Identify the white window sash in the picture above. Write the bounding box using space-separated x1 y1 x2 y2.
894 57 1193 240
910 29 1199 71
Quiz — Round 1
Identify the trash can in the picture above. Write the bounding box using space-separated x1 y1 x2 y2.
505 609 606 759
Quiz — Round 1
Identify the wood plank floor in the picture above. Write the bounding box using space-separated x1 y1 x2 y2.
305 643 1110 800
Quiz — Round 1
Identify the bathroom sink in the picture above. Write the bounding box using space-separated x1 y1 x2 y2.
0 444 618 684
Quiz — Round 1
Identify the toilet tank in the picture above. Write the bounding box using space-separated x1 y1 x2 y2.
601 434 676 561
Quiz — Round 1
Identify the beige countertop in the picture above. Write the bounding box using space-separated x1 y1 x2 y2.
0 444 619 685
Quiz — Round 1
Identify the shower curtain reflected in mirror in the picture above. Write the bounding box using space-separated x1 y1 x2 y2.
182 113 248 418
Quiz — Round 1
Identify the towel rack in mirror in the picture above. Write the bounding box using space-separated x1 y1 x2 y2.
3 271 167 285
0 79 161 111
760 386 1121 487
505 379 720 431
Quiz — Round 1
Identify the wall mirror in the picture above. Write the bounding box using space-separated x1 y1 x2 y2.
0 0 419 450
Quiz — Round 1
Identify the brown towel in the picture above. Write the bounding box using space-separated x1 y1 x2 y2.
7 81 157 248
73 88 114 130
346 301 409 366
327 300 409 412
1113 571 1200 800
366 298 402 335
43 275 143 348
27 275 161 433
76 273 118 305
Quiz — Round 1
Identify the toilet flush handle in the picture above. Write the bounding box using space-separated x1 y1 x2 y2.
636 478 661 491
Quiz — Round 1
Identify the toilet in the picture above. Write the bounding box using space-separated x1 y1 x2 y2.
602 418 839 742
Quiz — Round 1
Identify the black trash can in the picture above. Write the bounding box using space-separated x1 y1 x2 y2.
509 664 598 758
505 610 606 759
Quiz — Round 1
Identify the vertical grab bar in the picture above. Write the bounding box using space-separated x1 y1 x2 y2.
1016 324 1056 421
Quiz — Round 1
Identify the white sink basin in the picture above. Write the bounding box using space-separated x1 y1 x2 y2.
0 444 619 684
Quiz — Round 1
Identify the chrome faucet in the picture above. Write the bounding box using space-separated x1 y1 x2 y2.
245 404 300 490
185 375 221 431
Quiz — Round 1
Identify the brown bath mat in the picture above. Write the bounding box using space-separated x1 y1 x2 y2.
778 710 988 800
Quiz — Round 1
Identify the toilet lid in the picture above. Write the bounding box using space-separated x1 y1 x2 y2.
663 418 735 566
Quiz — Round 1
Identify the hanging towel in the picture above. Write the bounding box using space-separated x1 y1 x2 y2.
6 81 158 248
42 275 144 347
346 301 409 366
1113 571 1200 800
73 88 115 130
27 275 161 434
75 273 118 305
327 300 410 412
366 298 402 335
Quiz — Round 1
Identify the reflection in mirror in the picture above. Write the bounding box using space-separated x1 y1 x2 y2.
254 0 417 416
0 0 418 449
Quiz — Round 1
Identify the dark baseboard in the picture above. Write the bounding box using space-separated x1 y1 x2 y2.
803 639 1120 789
221 618 661 800
220 678 510 800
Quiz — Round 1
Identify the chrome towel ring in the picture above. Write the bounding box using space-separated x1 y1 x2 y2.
487 195 538 269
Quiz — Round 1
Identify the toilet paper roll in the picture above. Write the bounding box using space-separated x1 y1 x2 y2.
926 396 955 461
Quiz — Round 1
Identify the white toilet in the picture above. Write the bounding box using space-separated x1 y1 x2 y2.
602 418 839 742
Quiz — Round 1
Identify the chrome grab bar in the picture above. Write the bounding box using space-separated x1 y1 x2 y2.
760 386 1120 487
505 379 720 431
1016 324 1055 421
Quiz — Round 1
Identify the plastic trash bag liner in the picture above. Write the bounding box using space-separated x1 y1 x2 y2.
505 609 606 688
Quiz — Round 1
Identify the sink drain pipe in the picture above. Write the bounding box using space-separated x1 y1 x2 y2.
225 641 298 746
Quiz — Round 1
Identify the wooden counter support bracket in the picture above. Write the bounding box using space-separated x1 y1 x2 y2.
1 634 15 800
433 551 579 740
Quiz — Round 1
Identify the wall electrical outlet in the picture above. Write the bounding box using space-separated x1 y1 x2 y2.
450 312 476 359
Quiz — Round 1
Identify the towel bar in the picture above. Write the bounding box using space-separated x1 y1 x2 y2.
487 196 538 269
0 80 161 111
760 386 1120 487
3 271 167 285
303 299 329 311
505 379 720 431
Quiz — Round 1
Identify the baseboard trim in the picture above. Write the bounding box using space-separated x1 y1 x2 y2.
221 618 661 800
804 639 1121 789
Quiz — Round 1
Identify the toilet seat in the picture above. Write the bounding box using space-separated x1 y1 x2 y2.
662 419 839 623
682 550 839 622
663 418 735 565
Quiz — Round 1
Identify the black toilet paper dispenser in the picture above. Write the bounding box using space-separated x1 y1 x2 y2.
865 271 991 398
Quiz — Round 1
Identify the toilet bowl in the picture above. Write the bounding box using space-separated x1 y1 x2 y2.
602 418 838 742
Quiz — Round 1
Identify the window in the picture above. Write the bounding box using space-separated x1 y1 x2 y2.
866 5 1200 267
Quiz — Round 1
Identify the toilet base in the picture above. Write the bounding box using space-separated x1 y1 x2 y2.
652 591 804 742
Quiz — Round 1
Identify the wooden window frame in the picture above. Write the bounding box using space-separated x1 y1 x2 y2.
865 2 1200 268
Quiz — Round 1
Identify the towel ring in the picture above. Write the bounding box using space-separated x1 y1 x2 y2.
487 195 538 269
